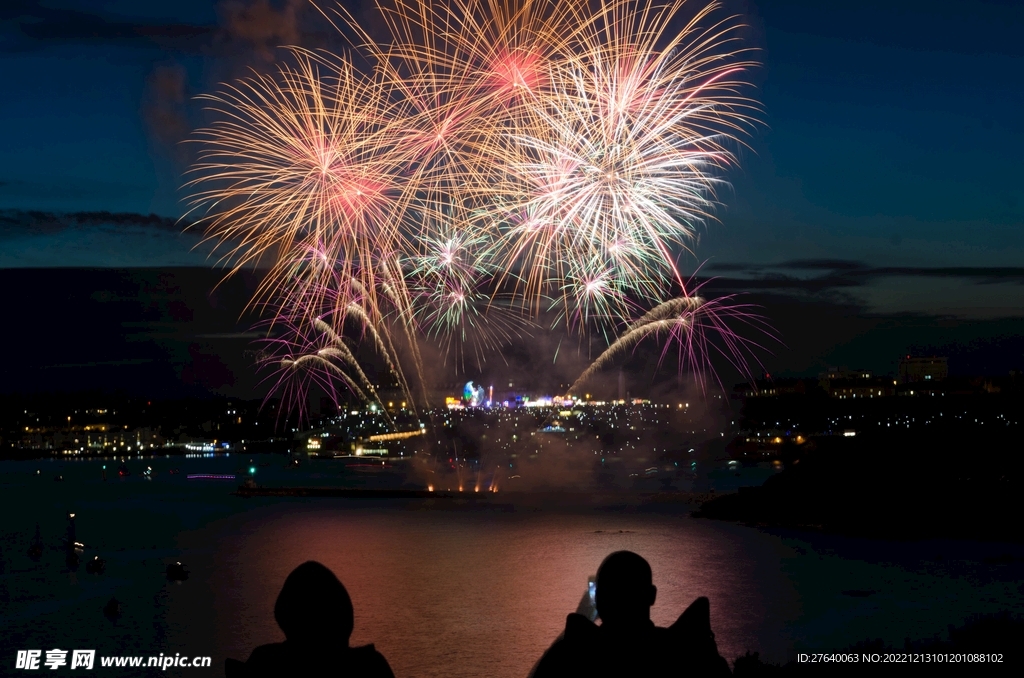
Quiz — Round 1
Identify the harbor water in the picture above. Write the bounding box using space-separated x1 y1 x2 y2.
2 455 1023 676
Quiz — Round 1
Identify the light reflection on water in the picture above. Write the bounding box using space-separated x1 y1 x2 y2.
195 508 798 678
2 456 1023 677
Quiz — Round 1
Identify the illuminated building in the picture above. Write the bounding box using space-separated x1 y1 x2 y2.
899 355 948 383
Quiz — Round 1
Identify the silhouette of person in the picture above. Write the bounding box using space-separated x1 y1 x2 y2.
531 551 731 677
225 561 394 678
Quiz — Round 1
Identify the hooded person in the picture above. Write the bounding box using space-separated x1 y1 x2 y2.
226 561 394 677
531 551 731 677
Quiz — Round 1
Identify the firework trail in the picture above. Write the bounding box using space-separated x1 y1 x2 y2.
312 317 387 401
567 289 773 396
340 301 412 403
380 254 432 405
284 355 368 402
627 294 705 329
257 264 418 415
257 328 369 424
258 314 401 427
316 269 418 409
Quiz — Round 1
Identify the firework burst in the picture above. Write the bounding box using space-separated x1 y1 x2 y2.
185 49 416 319
485 0 758 326
408 223 531 370
186 0 767 419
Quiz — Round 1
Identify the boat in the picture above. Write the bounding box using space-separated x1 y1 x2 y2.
117 464 131 477
63 513 84 552
86 556 106 574
166 561 189 581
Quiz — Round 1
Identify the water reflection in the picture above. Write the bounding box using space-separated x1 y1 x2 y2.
199 508 799 678
3 457 1024 678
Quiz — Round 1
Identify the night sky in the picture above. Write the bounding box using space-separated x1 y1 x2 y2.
1 0 1023 394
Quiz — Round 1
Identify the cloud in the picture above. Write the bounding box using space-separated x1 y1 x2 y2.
142 63 192 165
699 258 1024 322
0 209 214 268
867 266 1024 283
219 0 302 61
0 209 191 236
705 259 1024 290
2 0 329 56
3 0 366 209
0 1 214 52
773 259 871 272
139 1 318 160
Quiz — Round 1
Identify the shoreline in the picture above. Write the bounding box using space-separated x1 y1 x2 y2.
231 485 721 504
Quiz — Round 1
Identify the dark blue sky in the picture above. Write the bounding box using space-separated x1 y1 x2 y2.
715 0 1024 267
1 0 1023 392
1 0 1022 316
